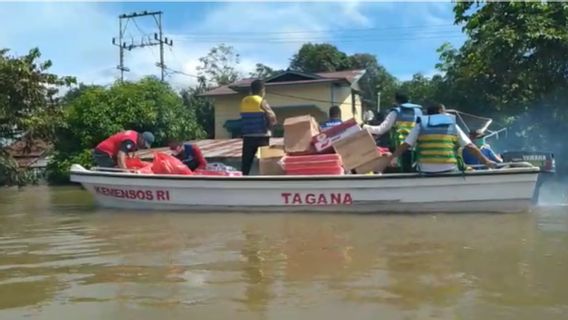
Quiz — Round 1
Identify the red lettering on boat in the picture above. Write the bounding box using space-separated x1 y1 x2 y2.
330 193 342 205
292 193 302 205
281 192 352 206
317 194 328 205
281 193 292 204
94 187 170 201
306 194 316 205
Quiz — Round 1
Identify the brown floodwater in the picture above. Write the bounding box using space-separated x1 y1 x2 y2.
0 186 567 319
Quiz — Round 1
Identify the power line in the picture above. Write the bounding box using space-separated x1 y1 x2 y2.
267 91 357 107
174 34 464 44
178 23 457 36
112 10 174 82
178 28 460 40
174 28 462 41
163 66 201 79
177 33 462 43
131 18 151 37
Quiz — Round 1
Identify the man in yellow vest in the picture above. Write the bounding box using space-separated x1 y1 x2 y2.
240 79 277 175
387 104 495 173
363 92 423 172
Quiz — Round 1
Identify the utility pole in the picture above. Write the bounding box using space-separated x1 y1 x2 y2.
112 10 173 82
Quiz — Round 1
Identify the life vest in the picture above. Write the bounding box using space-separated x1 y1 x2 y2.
240 95 268 136
416 114 459 165
321 119 342 130
391 103 423 146
95 130 139 158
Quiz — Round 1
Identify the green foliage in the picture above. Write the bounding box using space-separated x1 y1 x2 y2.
47 76 205 183
249 63 281 79
348 53 399 109
442 2 568 113
46 149 92 185
0 47 74 186
289 44 399 111
197 44 241 86
181 77 215 138
398 73 445 107
439 1 568 173
290 43 350 73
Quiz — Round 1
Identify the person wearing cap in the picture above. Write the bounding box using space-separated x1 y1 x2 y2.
93 130 155 169
462 129 502 167
168 140 208 171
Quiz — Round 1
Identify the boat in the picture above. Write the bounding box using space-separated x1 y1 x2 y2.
70 164 540 213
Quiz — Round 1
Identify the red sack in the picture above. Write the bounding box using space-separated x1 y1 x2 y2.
151 152 192 175
136 164 154 174
125 156 152 169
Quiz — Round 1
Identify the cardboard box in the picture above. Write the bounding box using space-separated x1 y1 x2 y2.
283 115 320 155
258 145 285 175
312 118 361 152
354 156 391 174
332 130 380 171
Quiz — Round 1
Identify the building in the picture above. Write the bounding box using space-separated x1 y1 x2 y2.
202 69 366 139
4 138 51 179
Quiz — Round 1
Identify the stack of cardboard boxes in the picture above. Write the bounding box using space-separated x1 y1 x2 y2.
258 115 389 175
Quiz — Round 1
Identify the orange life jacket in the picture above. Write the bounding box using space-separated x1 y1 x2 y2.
96 130 139 157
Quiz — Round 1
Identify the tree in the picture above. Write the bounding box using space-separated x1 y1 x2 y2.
47 76 206 183
197 44 241 86
438 1 568 173
181 76 215 138
249 63 281 79
289 45 399 112
398 73 445 107
289 43 350 73
348 53 399 111
441 2 568 113
0 47 75 186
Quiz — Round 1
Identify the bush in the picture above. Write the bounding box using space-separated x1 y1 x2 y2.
47 77 205 184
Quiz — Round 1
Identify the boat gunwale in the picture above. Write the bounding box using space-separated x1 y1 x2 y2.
70 166 540 182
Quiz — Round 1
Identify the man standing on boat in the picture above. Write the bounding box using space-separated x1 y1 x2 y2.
387 105 495 173
240 79 277 175
169 140 208 171
93 130 155 169
362 92 423 172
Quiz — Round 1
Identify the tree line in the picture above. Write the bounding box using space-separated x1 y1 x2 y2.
1 1 567 185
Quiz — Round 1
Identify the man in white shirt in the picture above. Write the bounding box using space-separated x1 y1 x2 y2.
363 92 423 172
388 104 495 173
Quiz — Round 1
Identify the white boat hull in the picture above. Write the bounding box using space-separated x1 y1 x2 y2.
70 165 540 213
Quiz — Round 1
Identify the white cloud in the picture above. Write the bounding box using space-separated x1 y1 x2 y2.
0 2 457 88
166 2 374 82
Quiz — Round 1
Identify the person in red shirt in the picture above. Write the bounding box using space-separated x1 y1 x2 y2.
93 130 154 169
169 140 208 171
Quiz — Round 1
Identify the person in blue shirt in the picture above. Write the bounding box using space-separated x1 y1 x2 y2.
321 105 342 130
463 130 502 166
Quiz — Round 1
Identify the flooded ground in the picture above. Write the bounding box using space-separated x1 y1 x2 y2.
0 186 567 319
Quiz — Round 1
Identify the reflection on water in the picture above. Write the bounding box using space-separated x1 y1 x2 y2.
0 186 567 319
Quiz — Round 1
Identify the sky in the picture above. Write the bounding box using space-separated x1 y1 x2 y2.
0 1 466 89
